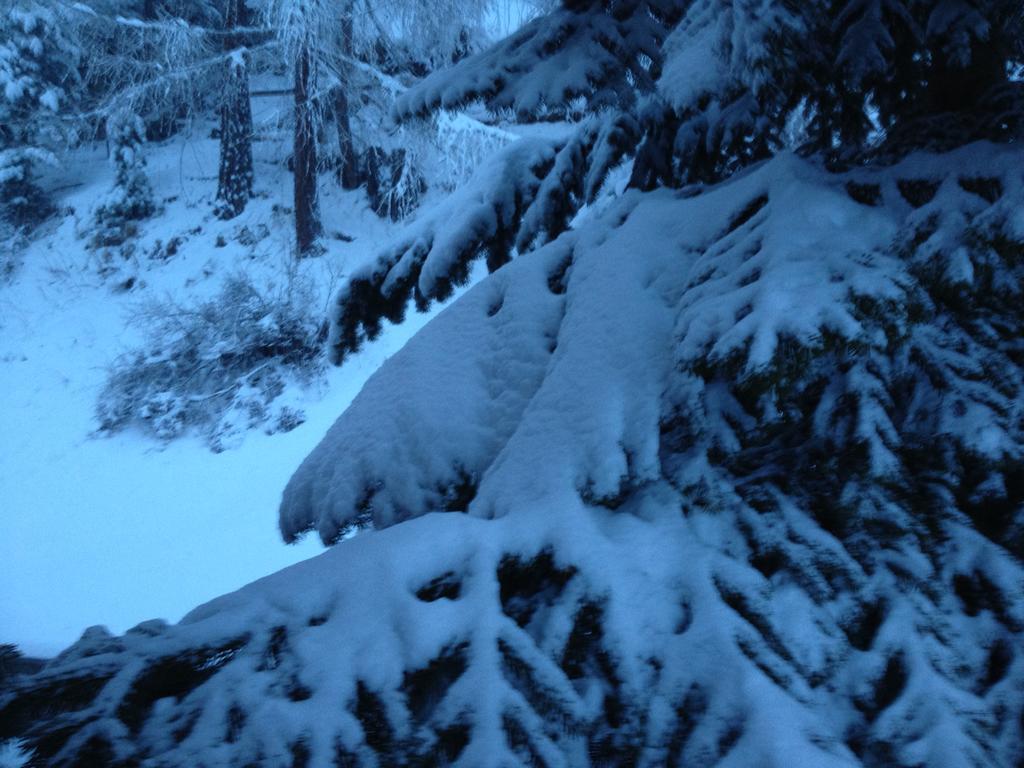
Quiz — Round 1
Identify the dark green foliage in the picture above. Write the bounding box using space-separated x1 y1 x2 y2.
664 685 707 766
518 112 640 253
0 1 76 226
861 653 908 721
958 176 1003 204
328 139 561 364
353 682 396 757
846 182 882 206
415 571 462 602
897 178 940 208
0 671 114 744
59 734 140 768
0 154 55 227
841 598 888 652
498 549 577 630
402 643 469 723
560 602 607 680
260 625 289 671
502 712 547 768
116 636 248 733
499 638 583 736
438 469 478 512
979 638 1014 694
225 703 247 743
332 0 1024 368
393 0 686 121
723 194 769 236
290 738 311 768
0 644 43 686
425 722 470 766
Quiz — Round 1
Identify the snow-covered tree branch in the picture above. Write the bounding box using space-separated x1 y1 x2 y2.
2 2 1023 767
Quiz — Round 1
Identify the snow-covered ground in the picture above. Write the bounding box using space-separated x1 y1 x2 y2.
0 128 450 657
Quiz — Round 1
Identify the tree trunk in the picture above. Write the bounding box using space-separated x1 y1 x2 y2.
333 85 360 190
214 0 254 220
334 10 360 189
294 46 321 256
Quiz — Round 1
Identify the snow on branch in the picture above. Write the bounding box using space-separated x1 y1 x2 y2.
327 110 639 366
291 145 1024 553
327 136 560 363
393 0 685 121
63 1 267 37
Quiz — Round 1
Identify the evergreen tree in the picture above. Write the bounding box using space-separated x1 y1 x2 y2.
91 110 156 248
332 0 1024 362
3 3 1024 767
0 0 77 225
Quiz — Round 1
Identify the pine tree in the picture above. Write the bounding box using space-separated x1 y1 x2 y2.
0 0 77 225
3 3 1024 767
91 110 156 248
214 0 255 220
826 0 1021 152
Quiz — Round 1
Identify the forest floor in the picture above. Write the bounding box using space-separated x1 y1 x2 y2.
0 123 462 657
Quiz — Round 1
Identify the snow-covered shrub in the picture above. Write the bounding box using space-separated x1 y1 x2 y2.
90 111 156 250
96 273 325 451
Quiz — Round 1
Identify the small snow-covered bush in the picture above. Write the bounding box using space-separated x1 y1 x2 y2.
90 111 156 250
97 273 325 451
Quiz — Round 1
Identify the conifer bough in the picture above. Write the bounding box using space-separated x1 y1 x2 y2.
2 2 1023 766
